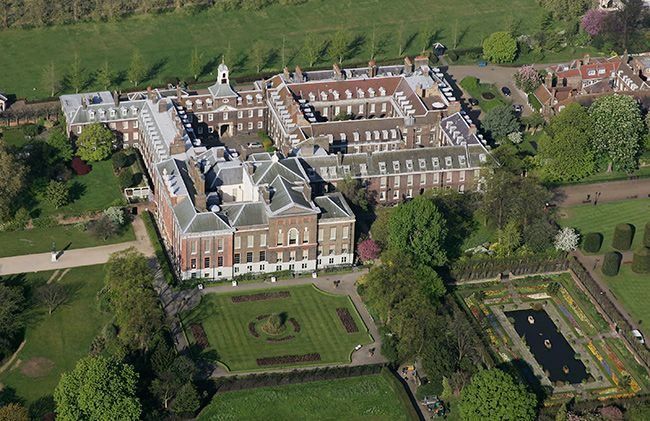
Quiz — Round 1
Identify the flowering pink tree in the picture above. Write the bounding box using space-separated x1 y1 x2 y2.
581 9 609 37
358 239 381 262
513 65 541 93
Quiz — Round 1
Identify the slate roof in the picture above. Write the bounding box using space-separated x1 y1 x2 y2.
222 202 268 227
315 193 354 220
268 175 316 215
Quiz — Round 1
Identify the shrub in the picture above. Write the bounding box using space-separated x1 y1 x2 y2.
612 223 634 251
111 151 129 171
447 51 459 61
87 215 118 240
45 180 71 209
416 380 442 400
118 171 134 189
103 206 125 226
22 124 42 138
632 247 650 274
32 216 56 228
602 252 622 277
583 232 603 253
644 221 650 247
70 157 91 175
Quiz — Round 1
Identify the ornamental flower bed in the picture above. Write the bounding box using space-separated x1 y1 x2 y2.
336 308 359 333
289 317 301 332
231 291 290 303
256 353 321 366
267 335 295 343
190 324 209 349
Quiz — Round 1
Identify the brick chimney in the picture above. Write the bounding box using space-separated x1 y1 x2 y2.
188 158 207 211
260 186 271 205
333 63 343 80
81 96 87 109
545 72 553 88
176 84 182 101
414 56 429 69
169 133 185 155
368 60 378 78
404 56 414 75
302 180 312 199
147 86 157 103
583 54 591 65
295 66 304 82
113 91 120 107
158 98 167 113
283 66 291 81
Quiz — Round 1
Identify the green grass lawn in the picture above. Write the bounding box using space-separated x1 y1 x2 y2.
0 223 135 257
0 127 29 148
197 372 412 421
183 284 372 371
33 160 125 218
603 264 650 327
559 199 650 253
459 76 509 113
0 0 546 100
0 265 111 403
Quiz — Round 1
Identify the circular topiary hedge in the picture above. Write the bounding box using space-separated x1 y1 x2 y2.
612 223 634 251
644 221 650 248
602 252 622 277
582 232 603 254
632 247 650 274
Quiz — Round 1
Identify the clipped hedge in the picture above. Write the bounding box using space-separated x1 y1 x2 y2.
582 232 603 254
602 252 622 277
450 252 568 281
644 221 650 248
612 223 634 251
632 247 650 274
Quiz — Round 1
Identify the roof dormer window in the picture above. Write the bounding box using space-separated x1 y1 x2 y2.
392 161 400 172
418 158 427 170
406 160 413 171
445 156 453 167
378 162 386 174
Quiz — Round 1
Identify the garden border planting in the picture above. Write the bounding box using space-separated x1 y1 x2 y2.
231 291 290 303
256 353 321 366
336 308 359 333
191 324 210 349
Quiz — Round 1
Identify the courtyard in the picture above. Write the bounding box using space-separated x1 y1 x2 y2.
182 284 373 372
457 273 648 402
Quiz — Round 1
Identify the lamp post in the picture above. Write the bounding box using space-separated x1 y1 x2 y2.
51 241 57 262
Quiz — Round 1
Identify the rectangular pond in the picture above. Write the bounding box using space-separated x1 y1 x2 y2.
506 309 588 384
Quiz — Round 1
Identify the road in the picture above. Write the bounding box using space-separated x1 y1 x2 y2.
0 216 154 275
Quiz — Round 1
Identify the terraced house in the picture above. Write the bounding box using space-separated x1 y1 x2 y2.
60 58 492 280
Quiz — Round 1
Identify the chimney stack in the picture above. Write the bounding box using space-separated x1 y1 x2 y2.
158 98 167 113
295 66 304 82
333 63 343 80
113 91 120 107
368 60 378 78
404 56 414 75
176 84 182 101
169 133 185 155
189 158 207 211
414 56 429 69
283 66 291 81
147 86 157 103
545 72 553 88
303 180 312 199
81 96 87 109
261 186 271 205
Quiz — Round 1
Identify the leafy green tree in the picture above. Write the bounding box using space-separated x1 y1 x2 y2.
538 103 596 182
303 33 324 67
0 144 27 223
338 175 370 212
45 180 70 209
127 49 148 87
47 127 74 162
105 248 163 351
590 94 645 172
387 195 448 266
76 123 114 162
68 52 86 93
460 368 537 421
42 61 60 97
555 402 568 421
482 105 520 140
189 47 203 80
329 30 351 64
0 403 29 421
251 41 269 73
54 356 141 421
496 220 521 256
523 219 556 252
482 31 518 63
0 284 25 360
96 60 115 90
369 207 393 249
170 383 200 416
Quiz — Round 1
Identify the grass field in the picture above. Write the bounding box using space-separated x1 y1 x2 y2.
183 284 372 371
559 199 650 253
0 127 29 148
0 265 110 403
0 0 546 100
604 264 650 327
459 76 509 112
0 223 135 257
197 372 413 421
32 160 125 218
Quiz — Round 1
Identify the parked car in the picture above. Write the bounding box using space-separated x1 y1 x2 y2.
513 104 523 113
247 142 262 148
468 98 479 106
478 61 487 67
501 86 511 96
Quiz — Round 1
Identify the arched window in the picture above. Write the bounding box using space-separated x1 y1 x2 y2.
288 228 299 245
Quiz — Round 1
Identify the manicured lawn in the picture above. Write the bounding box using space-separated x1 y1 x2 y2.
197 372 412 421
0 265 111 403
0 127 29 148
0 223 135 257
182 284 372 371
33 160 125 218
603 264 650 327
0 0 547 100
559 199 650 253
459 76 509 113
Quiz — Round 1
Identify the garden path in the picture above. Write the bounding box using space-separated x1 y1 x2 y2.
0 216 154 275
555 178 650 207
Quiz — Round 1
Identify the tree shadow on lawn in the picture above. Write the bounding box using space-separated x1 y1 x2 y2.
68 181 86 203
498 359 551 405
